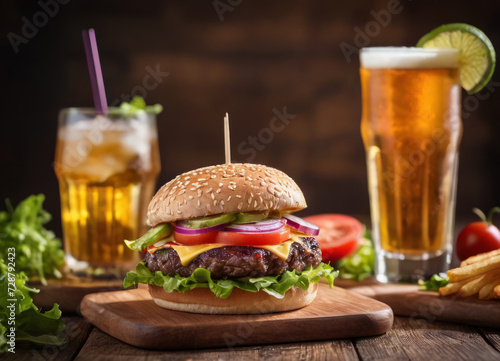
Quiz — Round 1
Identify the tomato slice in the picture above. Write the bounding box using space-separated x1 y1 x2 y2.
173 230 219 245
216 227 291 246
303 214 363 264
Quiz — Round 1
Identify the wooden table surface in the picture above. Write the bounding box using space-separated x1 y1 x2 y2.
5 313 500 360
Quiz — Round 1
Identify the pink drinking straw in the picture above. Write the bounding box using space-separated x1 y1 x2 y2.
82 29 108 114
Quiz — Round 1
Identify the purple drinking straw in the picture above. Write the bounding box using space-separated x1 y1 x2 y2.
82 29 108 114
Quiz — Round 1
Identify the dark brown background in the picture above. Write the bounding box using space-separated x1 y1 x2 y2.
1 0 500 238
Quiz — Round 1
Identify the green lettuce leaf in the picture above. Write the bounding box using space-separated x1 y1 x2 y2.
0 195 65 285
418 273 449 291
336 228 375 281
124 260 337 299
0 259 66 353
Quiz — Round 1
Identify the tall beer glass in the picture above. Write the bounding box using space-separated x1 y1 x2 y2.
54 109 161 278
360 48 461 283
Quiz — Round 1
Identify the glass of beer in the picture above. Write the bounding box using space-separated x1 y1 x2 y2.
360 47 462 283
54 108 161 279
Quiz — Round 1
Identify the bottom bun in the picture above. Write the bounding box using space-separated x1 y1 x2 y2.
148 283 319 315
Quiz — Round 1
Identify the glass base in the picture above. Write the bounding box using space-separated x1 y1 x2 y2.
65 254 135 281
375 250 451 284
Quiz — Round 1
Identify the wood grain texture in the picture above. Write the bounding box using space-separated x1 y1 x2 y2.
80 283 393 350
74 327 359 361
1 316 92 361
349 284 500 328
479 327 500 353
355 317 500 361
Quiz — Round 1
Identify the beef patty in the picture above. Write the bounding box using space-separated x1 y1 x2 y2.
145 237 322 279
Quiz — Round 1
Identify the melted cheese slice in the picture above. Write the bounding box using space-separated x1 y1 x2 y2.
148 231 306 267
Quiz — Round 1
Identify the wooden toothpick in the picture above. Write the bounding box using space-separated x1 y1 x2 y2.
224 112 231 164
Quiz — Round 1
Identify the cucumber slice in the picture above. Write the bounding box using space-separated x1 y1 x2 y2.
234 211 270 224
124 223 172 251
182 213 236 229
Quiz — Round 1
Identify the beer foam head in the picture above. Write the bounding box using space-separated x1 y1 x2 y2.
360 47 459 69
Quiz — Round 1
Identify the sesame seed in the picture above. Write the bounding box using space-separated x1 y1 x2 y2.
216 188 221 194
177 210 182 214
236 195 242 198
229 181 236 185
254 200 258 207
227 196 232 201
179 189 186 195
197 200 201 206
188 195 193 200
238 203 243 210
211 193 215 200
213 200 218 206
190 187 196 191
198 178 206 182
247 197 252 204
210 174 216 179
185 181 190 186
220 200 225 206
205 187 213 194
219 183 223 187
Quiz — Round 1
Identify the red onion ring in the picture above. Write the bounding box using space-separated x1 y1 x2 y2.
223 219 285 233
283 214 320 236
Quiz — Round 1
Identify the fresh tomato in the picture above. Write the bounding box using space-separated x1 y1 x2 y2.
216 227 291 246
304 214 363 264
456 207 500 261
173 230 219 245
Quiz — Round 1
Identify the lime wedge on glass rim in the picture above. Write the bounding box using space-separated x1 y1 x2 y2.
417 23 496 94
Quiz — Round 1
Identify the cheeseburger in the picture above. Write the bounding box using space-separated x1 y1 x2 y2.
124 163 336 314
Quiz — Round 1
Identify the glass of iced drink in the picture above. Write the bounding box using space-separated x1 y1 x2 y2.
54 108 161 278
360 47 461 283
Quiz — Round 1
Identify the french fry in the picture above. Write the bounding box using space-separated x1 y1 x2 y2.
439 275 480 296
495 285 500 299
447 255 500 283
460 248 500 267
484 284 500 300
479 279 500 299
458 268 500 297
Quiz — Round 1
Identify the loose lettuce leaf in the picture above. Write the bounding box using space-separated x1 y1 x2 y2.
418 273 449 291
336 228 375 281
124 224 172 251
0 195 65 285
124 261 338 299
0 259 66 353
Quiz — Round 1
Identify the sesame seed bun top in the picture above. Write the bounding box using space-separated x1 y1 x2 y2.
146 163 307 226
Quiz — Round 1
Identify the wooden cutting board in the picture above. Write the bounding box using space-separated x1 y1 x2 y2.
346 283 500 328
80 283 393 350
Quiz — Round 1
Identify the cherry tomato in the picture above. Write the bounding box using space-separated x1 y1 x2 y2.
456 208 500 261
173 230 219 245
216 227 291 246
304 214 363 264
